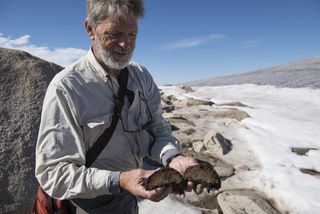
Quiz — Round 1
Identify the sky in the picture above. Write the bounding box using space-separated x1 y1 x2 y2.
161 84 320 213
1 0 320 84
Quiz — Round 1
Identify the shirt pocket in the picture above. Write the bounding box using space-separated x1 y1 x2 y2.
83 113 112 148
122 90 152 132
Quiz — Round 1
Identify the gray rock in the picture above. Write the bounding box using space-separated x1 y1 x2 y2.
183 128 196 135
193 141 205 153
176 85 194 93
291 147 318 156
161 94 177 104
217 189 280 214
167 116 196 126
203 131 232 155
174 98 214 108
184 191 219 211
0 48 62 213
200 108 250 122
216 101 251 108
162 100 175 113
214 165 235 179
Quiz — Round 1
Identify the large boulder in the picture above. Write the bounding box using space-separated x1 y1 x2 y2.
217 189 280 214
0 48 63 213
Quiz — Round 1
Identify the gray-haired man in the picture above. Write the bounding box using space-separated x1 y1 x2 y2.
35 0 202 213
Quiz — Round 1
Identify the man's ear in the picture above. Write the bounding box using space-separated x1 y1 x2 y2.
85 19 95 40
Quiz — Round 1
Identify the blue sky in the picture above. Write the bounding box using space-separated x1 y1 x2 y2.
1 0 320 84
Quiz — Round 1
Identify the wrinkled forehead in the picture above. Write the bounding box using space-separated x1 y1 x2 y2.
96 13 139 28
96 15 139 31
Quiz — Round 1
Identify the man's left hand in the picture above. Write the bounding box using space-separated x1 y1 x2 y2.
168 155 204 196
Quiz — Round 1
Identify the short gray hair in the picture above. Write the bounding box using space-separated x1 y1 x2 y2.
86 0 144 28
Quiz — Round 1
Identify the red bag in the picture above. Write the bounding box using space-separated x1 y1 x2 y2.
31 187 70 214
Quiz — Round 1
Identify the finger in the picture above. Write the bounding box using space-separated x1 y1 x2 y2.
177 192 185 200
144 169 158 177
186 181 193 192
150 187 172 202
195 184 203 194
158 187 172 201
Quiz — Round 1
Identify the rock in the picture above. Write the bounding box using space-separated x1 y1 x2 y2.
176 85 194 93
193 141 205 153
181 142 193 149
174 98 214 108
183 128 196 135
203 131 232 155
161 94 177 104
167 116 196 126
173 132 203 147
217 189 280 214
161 100 175 113
291 147 318 156
0 48 63 213
216 101 251 108
299 168 320 178
214 166 235 179
234 165 250 175
162 112 174 119
174 113 200 121
200 108 250 121
170 124 180 131
184 191 219 211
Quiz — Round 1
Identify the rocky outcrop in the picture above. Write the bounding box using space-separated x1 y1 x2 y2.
0 48 62 213
163 93 281 213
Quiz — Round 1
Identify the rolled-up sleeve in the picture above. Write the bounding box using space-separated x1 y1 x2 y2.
142 68 181 165
35 81 115 200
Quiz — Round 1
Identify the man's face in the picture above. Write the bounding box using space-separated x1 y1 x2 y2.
92 17 138 70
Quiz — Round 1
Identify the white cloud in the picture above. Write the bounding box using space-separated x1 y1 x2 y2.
162 33 226 50
240 38 264 48
0 33 87 66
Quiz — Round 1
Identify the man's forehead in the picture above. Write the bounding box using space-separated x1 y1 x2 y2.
99 16 138 29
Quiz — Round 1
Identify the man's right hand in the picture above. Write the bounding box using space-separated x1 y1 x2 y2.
119 169 172 202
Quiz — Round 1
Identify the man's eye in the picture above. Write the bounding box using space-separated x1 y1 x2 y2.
129 33 137 38
106 32 121 37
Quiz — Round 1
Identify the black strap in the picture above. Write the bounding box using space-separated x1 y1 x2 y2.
85 68 129 167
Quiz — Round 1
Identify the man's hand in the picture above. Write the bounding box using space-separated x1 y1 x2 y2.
169 155 204 196
119 169 172 202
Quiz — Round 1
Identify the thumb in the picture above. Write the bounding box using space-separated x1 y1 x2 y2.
143 169 158 177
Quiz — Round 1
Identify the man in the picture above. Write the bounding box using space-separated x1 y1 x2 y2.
35 0 202 213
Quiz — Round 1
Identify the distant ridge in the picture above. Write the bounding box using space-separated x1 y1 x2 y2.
182 56 320 88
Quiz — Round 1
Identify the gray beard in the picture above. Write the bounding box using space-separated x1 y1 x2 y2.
95 42 133 70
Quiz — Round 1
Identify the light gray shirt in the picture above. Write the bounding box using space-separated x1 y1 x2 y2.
35 49 181 200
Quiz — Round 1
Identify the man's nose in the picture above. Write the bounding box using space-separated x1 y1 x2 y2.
118 35 132 50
